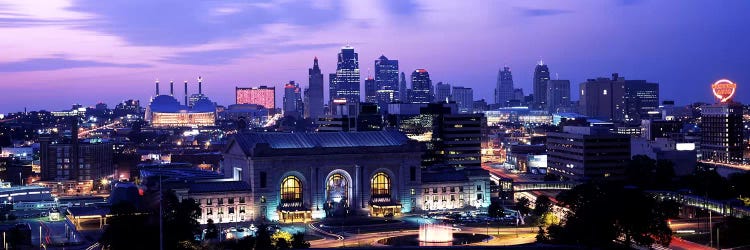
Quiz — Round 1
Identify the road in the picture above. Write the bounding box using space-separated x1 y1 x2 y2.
308 216 537 248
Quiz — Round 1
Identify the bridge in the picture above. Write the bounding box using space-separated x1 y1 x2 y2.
490 173 577 193
651 191 750 218
489 173 750 218
512 181 578 192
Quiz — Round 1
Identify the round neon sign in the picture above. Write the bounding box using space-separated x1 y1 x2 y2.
711 79 737 103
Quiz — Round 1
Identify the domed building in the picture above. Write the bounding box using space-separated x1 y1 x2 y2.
146 80 216 127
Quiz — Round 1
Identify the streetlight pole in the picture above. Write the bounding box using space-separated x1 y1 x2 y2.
706 210 714 247
159 174 163 250
39 225 42 248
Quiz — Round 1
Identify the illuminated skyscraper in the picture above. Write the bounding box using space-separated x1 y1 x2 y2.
410 69 433 104
329 45 361 108
305 57 324 119
236 86 275 110
364 76 377 103
375 55 400 111
533 61 550 110
495 66 513 106
283 81 303 118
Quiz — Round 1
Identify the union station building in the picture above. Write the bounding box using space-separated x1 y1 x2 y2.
223 131 426 222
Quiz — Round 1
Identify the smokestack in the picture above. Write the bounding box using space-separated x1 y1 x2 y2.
170 81 174 96
155 79 160 95
184 81 188 106
198 76 203 95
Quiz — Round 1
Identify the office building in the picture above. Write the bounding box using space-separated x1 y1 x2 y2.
631 138 697 176
283 81 303 118
364 76 377 103
700 102 744 164
374 55 400 105
329 45 361 108
579 73 658 122
409 69 433 104
236 86 275 110
39 137 113 183
512 88 524 103
399 72 407 103
495 66 514 106
641 119 682 140
546 79 570 113
305 57 325 120
533 62 550 110
435 82 452 103
623 80 660 122
452 86 473 114
547 126 631 181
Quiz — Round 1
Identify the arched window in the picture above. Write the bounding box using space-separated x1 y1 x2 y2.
371 173 391 196
327 173 348 203
281 176 302 201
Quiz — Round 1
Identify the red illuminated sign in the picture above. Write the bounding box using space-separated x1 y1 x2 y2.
712 79 737 103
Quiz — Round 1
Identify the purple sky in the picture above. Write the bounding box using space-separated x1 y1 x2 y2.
1 0 749 113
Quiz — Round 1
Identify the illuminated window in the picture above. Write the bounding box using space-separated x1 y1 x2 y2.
371 172 391 196
281 176 302 202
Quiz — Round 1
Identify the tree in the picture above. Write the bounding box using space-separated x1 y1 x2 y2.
291 232 310 249
537 212 559 228
535 226 549 243
679 167 735 200
487 200 504 218
254 225 274 250
204 219 219 241
729 172 750 206
99 202 158 249
276 238 290 249
549 183 672 248
625 155 675 189
516 197 532 216
163 192 202 249
532 195 552 217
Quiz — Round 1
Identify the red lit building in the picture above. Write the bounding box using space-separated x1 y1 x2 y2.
236 86 275 110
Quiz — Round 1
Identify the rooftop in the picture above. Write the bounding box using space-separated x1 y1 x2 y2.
232 130 410 151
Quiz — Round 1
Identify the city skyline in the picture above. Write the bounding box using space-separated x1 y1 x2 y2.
1 0 749 113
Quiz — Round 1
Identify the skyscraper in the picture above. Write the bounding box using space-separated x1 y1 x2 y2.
532 61 550 110
364 76 377 103
283 81 303 118
236 86 275 110
579 73 658 122
329 45 361 107
546 79 570 113
495 66 514 106
305 57 324 119
374 55 399 103
399 72 407 102
452 86 474 114
700 80 743 164
623 80 659 122
435 82 452 103
513 88 524 102
410 69 433 104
